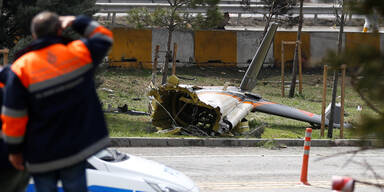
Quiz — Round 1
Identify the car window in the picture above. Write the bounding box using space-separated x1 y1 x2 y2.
95 149 129 162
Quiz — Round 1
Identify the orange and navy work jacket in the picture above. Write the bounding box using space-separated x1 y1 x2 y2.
1 16 113 173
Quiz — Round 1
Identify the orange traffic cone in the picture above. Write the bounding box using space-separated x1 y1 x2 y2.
332 176 355 192
300 128 312 185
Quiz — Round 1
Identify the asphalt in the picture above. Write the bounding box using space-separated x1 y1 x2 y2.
110 137 376 147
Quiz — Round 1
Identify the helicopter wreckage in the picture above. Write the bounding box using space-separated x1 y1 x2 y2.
148 23 349 136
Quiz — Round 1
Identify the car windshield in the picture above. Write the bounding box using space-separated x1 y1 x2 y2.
95 149 129 162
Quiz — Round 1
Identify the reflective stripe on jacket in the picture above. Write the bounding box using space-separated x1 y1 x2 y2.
1 16 112 173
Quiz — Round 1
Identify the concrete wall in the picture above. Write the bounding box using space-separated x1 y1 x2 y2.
152 29 194 67
236 31 273 67
109 28 384 69
309 32 342 65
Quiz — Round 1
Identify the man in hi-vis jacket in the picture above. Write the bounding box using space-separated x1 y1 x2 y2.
1 11 113 192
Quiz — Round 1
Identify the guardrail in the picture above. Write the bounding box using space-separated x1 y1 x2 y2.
96 0 263 4
96 3 341 15
95 2 344 26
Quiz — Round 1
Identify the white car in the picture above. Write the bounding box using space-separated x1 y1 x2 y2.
26 149 199 192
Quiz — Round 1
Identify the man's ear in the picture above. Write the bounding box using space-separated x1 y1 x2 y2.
57 28 63 36
32 33 37 40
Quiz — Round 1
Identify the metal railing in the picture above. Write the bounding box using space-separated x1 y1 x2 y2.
96 0 263 4
95 1 346 27
95 2 341 15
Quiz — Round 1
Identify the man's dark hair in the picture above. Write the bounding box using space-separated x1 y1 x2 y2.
31 11 60 38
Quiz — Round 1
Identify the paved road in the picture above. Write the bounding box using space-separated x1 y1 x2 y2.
116 147 384 192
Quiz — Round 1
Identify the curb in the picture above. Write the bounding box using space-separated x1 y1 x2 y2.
110 137 375 147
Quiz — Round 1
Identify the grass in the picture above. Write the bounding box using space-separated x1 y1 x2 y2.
105 113 153 137
97 66 374 139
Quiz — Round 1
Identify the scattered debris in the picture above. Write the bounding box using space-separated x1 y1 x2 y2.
131 80 138 85
176 75 196 81
118 104 128 112
156 127 182 135
101 88 114 93
104 104 150 116
325 102 342 124
180 125 211 137
244 124 266 138
123 110 150 116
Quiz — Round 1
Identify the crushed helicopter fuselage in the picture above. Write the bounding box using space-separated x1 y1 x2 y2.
148 82 338 136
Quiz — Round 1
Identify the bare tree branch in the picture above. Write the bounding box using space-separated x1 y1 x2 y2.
341 152 357 168
316 148 384 190
315 147 380 162
345 160 384 190
176 0 189 7
351 76 384 116
355 180 384 189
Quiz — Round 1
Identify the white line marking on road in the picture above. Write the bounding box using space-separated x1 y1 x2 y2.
196 180 384 190
140 154 384 158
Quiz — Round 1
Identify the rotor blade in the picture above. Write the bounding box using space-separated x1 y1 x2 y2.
251 100 344 128
240 23 278 92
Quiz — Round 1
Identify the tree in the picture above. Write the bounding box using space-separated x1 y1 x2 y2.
242 0 299 96
327 0 347 138
261 0 297 37
288 0 303 98
325 0 384 188
327 38 384 145
0 0 97 49
127 0 223 85
242 0 298 38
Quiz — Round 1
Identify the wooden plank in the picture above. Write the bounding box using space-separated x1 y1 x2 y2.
339 64 346 139
321 65 328 137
